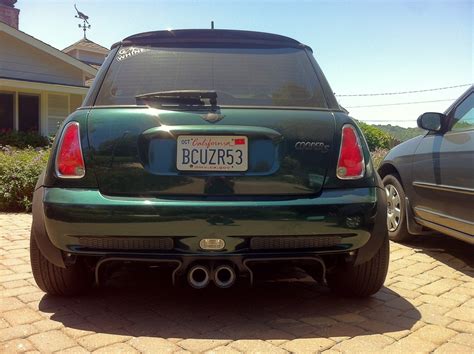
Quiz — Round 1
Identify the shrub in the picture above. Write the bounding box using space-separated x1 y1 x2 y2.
0 146 50 212
358 122 391 151
370 148 389 170
0 130 51 149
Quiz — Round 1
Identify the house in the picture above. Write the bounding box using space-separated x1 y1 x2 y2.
0 0 108 136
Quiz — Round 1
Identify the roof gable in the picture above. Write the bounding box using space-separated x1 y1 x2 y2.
62 38 109 55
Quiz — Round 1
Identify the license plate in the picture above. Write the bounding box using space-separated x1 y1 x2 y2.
176 135 248 172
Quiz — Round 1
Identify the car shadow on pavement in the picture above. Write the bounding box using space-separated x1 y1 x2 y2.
37 267 422 340
404 233 474 276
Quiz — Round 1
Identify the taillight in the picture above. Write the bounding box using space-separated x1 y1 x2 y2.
336 124 365 180
55 122 85 178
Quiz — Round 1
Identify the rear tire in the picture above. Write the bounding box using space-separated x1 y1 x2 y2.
30 228 93 296
327 236 389 297
382 174 413 242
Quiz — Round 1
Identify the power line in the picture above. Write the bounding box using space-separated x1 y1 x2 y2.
336 83 471 97
346 98 456 109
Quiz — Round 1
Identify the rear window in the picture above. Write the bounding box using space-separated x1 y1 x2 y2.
95 46 328 108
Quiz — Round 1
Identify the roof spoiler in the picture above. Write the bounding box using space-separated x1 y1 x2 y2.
111 29 312 52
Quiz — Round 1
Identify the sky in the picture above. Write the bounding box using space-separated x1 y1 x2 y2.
17 0 473 127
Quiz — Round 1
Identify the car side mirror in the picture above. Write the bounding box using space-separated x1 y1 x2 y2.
417 112 446 132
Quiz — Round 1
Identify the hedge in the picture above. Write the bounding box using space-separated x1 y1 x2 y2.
371 148 389 170
358 122 391 151
0 130 51 149
0 146 50 212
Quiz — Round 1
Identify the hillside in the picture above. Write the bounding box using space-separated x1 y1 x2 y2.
374 124 424 142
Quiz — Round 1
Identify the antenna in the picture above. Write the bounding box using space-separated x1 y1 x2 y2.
211 21 214 29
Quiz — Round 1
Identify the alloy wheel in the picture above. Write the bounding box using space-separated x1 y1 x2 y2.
385 184 402 232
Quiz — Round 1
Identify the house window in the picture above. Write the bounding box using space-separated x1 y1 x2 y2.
18 94 40 132
0 93 14 130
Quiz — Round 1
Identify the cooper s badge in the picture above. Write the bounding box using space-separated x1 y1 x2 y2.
295 141 330 152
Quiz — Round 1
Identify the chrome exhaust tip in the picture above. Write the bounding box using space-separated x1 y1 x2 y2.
187 265 211 289
213 264 236 288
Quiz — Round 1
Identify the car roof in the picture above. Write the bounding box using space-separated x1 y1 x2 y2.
111 29 312 51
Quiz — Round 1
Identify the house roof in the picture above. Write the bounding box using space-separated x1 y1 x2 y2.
0 77 90 95
0 21 97 76
62 38 109 55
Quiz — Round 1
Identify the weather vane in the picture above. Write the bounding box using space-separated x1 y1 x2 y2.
74 4 90 39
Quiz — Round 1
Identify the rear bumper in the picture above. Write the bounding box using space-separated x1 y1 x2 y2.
36 186 387 266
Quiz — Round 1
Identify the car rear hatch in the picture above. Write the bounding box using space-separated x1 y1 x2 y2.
86 30 339 197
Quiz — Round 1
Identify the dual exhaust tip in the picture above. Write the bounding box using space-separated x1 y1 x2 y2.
187 264 236 289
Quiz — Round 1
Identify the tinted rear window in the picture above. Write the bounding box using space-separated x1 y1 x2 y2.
95 46 328 108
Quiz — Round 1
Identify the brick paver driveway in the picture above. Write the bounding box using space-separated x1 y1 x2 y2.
1 213 473 353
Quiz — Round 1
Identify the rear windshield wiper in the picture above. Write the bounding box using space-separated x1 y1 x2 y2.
135 90 218 109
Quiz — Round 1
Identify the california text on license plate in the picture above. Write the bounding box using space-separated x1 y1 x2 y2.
176 135 248 171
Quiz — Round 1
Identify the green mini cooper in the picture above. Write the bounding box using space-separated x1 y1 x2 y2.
30 29 388 297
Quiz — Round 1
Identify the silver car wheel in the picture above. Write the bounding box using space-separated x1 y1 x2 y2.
385 184 401 232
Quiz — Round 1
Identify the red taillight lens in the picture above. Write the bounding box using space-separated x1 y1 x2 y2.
55 122 85 178
336 125 365 179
